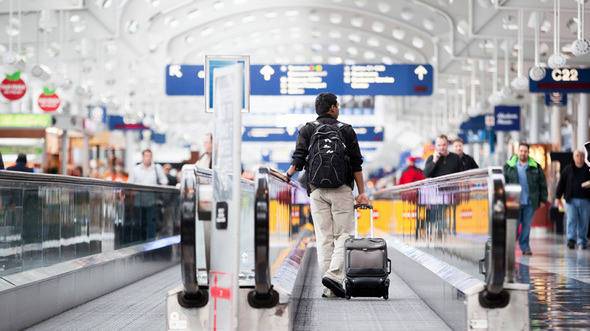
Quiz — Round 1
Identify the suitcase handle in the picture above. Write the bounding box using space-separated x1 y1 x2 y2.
354 204 374 238
387 258 391 274
354 204 373 210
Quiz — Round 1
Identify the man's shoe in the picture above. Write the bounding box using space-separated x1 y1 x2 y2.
568 240 576 249
523 251 533 256
322 277 345 298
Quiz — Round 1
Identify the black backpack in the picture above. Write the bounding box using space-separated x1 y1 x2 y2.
306 121 350 188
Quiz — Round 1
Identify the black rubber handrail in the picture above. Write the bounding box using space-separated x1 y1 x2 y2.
177 165 208 308
247 167 298 308
0 169 178 192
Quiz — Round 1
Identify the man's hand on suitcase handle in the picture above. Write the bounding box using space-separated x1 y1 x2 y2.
354 203 372 209
355 192 370 206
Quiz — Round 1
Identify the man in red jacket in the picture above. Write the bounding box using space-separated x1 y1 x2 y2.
398 156 425 185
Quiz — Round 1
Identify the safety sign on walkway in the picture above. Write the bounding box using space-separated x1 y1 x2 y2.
166 63 433 96
208 55 248 331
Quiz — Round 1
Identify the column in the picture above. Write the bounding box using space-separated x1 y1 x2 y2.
61 130 69 175
529 94 540 143
551 105 562 150
495 131 506 165
578 94 589 150
125 130 136 174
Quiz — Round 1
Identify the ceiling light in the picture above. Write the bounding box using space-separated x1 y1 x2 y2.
381 56 393 65
412 37 424 48
344 59 356 65
126 20 139 34
354 0 367 7
400 8 414 21
242 15 255 23
392 28 405 40
187 9 200 19
96 0 113 8
224 21 234 27
329 14 342 24
364 51 375 60
265 12 278 19
423 18 434 31
213 1 224 10
309 11 320 22
169 19 179 28
351 16 363 28
311 43 322 52
70 15 81 23
540 20 551 33
456 20 469 35
311 29 321 38
328 44 340 52
372 21 385 33
150 0 160 7
348 33 361 43
444 44 453 54
148 43 158 52
404 52 416 61
329 30 341 39
312 55 324 63
329 56 343 64
386 45 398 54
201 27 213 36
367 37 380 47
184 35 195 44
501 15 518 30
378 2 390 13
347 46 358 56
285 10 299 17
104 42 117 55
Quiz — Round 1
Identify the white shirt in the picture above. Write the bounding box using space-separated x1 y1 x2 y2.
129 163 168 186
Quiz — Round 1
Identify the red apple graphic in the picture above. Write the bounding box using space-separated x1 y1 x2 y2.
0 71 27 101
38 87 60 112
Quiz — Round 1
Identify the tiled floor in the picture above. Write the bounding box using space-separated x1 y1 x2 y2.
27 266 180 331
292 251 450 331
516 236 590 329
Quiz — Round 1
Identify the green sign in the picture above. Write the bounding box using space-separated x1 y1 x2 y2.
0 114 52 128
0 146 43 155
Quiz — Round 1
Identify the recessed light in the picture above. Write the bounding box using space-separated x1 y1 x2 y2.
364 51 376 60
372 21 385 33
392 28 405 40
348 33 361 43
412 37 424 48
378 2 390 13
329 14 342 24
351 16 363 28
423 18 434 31
367 38 380 47
386 45 399 54
400 8 414 21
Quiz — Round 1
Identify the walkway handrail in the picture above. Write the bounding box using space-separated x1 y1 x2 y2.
177 165 208 308
372 167 520 308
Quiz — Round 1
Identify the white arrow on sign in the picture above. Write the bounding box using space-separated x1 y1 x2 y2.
414 65 428 81
260 65 275 81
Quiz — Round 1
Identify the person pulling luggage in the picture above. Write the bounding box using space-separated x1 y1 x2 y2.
286 92 369 298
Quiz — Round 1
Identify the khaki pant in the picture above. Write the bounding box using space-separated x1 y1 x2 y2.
310 185 354 282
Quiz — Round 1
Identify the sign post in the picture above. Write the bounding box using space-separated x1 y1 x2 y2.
207 56 248 331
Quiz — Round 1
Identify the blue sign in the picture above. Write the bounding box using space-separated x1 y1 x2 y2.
494 106 520 131
166 64 433 96
242 126 384 142
529 68 590 93
205 57 249 112
544 92 567 106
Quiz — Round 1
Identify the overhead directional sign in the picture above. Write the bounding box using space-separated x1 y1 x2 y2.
166 63 433 96
494 105 520 132
529 67 590 93
545 92 567 106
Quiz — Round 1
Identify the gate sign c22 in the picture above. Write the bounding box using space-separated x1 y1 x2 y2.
166 64 433 96
529 68 590 93
494 105 520 132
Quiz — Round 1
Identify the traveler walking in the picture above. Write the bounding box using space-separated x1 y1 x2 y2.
0 151 4 170
398 156 425 185
504 142 548 255
555 150 590 249
452 138 479 170
6 154 33 173
424 135 463 178
196 133 213 169
285 92 368 298
129 149 168 186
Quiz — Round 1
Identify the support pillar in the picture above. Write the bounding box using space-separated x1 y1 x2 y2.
578 94 589 150
61 130 69 175
530 94 540 143
551 105 562 150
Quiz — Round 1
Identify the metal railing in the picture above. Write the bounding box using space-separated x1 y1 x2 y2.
372 167 520 308
0 170 179 277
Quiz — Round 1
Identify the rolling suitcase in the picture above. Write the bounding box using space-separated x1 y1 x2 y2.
344 204 391 300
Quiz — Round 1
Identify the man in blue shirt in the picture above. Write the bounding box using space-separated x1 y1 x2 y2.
504 143 548 255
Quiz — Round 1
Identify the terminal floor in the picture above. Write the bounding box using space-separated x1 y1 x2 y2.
516 236 590 329
27 266 180 331
293 249 450 331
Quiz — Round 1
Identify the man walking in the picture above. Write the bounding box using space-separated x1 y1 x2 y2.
555 150 590 249
286 92 368 298
452 138 479 170
129 149 168 186
504 143 548 255
424 135 463 178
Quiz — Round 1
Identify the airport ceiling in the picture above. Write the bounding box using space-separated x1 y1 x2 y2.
0 0 589 117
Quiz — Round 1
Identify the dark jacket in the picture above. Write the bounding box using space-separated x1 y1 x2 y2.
555 163 590 202
459 153 479 170
7 163 34 173
0 152 4 170
398 166 425 185
291 114 363 193
504 155 548 209
424 152 462 178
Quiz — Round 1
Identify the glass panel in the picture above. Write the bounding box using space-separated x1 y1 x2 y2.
0 185 23 276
